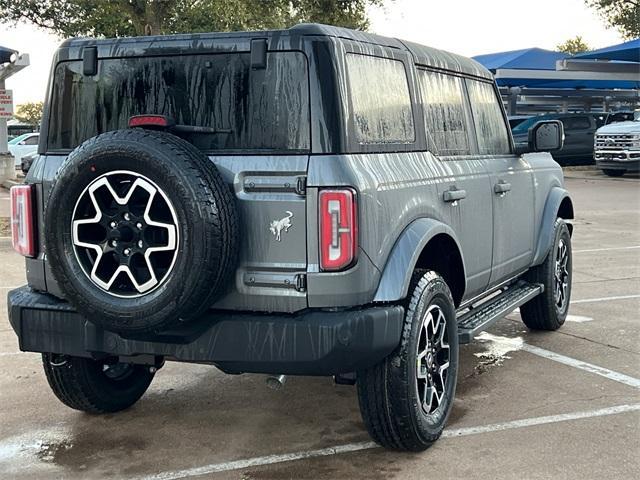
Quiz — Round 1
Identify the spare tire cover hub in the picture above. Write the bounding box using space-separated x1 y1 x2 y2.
71 170 180 298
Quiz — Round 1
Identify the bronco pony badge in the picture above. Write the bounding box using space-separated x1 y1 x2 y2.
269 211 293 241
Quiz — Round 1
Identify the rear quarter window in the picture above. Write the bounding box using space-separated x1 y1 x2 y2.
345 53 414 145
418 70 471 156
47 51 310 153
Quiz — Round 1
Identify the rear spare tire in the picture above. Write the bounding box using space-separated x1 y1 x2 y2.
45 129 239 334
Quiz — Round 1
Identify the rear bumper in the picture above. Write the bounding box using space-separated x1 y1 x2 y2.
7 286 403 376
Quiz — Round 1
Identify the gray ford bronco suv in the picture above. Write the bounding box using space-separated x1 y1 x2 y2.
8 24 574 452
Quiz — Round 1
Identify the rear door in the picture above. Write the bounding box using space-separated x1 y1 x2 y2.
417 69 493 298
465 79 534 286
561 115 596 157
45 47 311 313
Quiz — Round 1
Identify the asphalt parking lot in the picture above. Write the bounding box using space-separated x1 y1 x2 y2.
0 168 638 479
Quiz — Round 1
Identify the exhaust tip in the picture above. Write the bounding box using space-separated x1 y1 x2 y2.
266 374 287 390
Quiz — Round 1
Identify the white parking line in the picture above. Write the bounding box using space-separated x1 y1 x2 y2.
572 294 640 304
136 404 640 480
522 344 640 389
574 245 640 253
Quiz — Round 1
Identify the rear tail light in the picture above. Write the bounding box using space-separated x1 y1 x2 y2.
10 185 36 257
128 115 175 128
319 189 357 271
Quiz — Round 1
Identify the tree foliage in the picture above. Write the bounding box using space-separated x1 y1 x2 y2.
556 36 590 55
14 102 43 126
0 0 384 38
586 0 640 40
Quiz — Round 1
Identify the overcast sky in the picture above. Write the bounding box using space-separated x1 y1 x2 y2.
0 0 626 105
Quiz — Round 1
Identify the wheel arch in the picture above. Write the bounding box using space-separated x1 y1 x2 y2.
373 218 466 307
532 187 574 266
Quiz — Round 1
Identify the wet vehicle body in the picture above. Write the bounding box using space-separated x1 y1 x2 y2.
8 24 573 451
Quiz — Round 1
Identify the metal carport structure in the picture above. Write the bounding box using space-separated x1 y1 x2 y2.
473 41 640 115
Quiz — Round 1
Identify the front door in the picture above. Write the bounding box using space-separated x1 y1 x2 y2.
561 115 597 158
465 79 534 287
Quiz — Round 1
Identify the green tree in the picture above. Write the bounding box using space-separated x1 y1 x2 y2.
0 0 384 37
556 36 591 55
13 102 43 126
586 0 640 40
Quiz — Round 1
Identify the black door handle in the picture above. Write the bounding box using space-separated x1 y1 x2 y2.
443 188 467 203
494 181 511 194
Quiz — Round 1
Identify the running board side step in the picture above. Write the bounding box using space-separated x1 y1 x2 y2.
457 281 543 344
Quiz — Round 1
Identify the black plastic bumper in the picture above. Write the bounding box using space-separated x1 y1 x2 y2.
7 286 404 376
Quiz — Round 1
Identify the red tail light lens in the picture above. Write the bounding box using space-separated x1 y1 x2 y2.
10 185 36 257
319 189 357 271
128 115 174 128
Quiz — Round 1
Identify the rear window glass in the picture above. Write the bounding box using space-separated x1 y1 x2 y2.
466 79 511 155
346 54 414 144
562 117 591 130
47 52 310 153
418 70 471 156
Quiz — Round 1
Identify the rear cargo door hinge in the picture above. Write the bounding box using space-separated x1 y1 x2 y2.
295 176 307 196
295 273 307 292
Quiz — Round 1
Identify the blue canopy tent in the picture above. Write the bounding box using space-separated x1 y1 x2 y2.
0 46 17 65
474 47 567 71
573 38 640 62
473 46 640 90
473 43 639 114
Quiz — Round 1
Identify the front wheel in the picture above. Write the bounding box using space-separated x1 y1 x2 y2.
42 353 155 413
357 271 459 451
521 218 572 330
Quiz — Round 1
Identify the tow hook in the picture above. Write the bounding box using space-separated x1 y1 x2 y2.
266 374 287 390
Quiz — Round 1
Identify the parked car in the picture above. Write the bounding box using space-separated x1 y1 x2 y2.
508 115 532 129
594 119 640 177
8 24 573 452
8 132 39 167
512 113 596 163
591 112 636 128
20 151 38 175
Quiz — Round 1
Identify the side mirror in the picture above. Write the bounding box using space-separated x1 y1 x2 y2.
528 120 564 152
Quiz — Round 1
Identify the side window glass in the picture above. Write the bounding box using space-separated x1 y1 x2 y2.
467 79 511 155
25 136 39 145
346 53 415 144
564 117 590 131
417 70 471 156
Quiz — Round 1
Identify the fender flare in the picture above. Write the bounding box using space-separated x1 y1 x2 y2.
373 218 466 302
532 187 574 266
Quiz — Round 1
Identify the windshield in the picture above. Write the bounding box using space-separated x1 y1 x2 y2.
511 114 553 134
8 133 31 145
47 52 310 153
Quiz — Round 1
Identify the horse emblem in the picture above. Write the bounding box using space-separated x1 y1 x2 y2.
269 211 293 242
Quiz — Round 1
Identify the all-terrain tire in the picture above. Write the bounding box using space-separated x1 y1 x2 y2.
42 353 155 413
602 169 625 177
521 218 572 330
45 129 239 334
357 270 459 451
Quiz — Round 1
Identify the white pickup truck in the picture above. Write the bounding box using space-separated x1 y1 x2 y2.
594 117 640 177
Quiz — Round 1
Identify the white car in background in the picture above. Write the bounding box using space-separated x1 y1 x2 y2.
8 132 39 167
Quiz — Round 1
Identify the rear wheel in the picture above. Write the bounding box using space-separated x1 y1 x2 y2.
521 218 572 330
602 169 625 177
42 353 155 413
357 271 458 451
